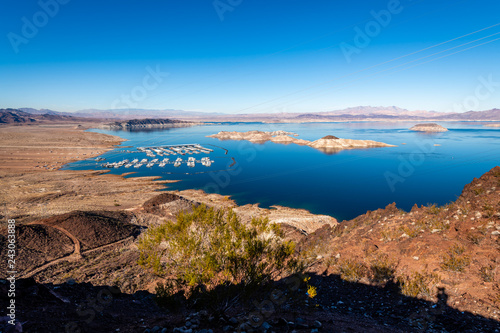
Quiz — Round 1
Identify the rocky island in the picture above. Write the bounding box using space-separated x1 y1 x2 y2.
207 130 395 152
100 118 197 130
409 123 448 132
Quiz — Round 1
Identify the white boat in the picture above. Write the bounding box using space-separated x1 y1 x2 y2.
124 163 133 168
158 162 166 167
140 159 148 163
146 162 154 168
201 157 213 167
131 159 138 163
134 163 142 168
174 161 181 167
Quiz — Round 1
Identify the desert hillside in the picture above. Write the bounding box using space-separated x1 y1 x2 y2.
0 124 498 333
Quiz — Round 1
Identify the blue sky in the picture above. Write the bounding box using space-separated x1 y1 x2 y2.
1 0 499 113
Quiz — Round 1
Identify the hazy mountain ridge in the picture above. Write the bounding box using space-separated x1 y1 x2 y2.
12 106 500 122
0 109 96 124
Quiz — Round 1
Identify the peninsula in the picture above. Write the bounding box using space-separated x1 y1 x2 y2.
207 130 396 152
99 118 197 130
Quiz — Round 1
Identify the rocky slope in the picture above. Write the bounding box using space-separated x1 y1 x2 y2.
208 131 396 152
409 123 448 132
298 166 500 322
1 168 499 332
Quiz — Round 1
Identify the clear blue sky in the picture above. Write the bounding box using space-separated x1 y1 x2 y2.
1 0 499 113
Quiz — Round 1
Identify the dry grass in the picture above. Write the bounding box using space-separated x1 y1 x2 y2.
338 259 366 282
441 244 470 272
479 265 495 282
369 254 396 283
397 271 440 298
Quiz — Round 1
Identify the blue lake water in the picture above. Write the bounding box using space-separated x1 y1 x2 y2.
64 122 500 221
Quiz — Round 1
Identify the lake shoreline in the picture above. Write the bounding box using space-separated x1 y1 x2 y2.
0 123 337 232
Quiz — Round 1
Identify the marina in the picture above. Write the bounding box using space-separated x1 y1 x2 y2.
102 144 215 169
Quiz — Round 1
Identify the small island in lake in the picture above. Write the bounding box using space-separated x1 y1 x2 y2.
207 131 396 152
409 123 448 132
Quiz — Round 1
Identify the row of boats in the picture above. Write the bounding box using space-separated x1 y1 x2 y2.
137 144 213 158
102 156 213 169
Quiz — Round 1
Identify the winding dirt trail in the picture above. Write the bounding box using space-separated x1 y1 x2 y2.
21 222 134 279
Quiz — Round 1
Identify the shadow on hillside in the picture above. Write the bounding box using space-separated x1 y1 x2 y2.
2 274 499 333
300 273 499 332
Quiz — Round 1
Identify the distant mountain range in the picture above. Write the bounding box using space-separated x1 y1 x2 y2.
9 106 500 122
0 108 94 124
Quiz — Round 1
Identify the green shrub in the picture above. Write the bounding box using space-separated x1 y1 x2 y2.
138 204 299 308
398 271 440 298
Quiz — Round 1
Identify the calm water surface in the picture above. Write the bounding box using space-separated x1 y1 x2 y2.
65 122 500 221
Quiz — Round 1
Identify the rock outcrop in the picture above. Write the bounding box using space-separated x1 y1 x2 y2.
308 136 395 150
100 118 196 130
207 131 395 152
409 123 448 132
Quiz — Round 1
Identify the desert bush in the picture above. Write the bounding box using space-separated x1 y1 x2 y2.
380 228 401 242
138 204 299 309
338 259 366 282
482 204 494 218
426 218 450 232
466 232 484 245
479 265 495 282
427 204 441 215
440 244 470 272
399 224 421 238
397 271 440 298
370 255 396 283
303 276 317 299
473 188 484 195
